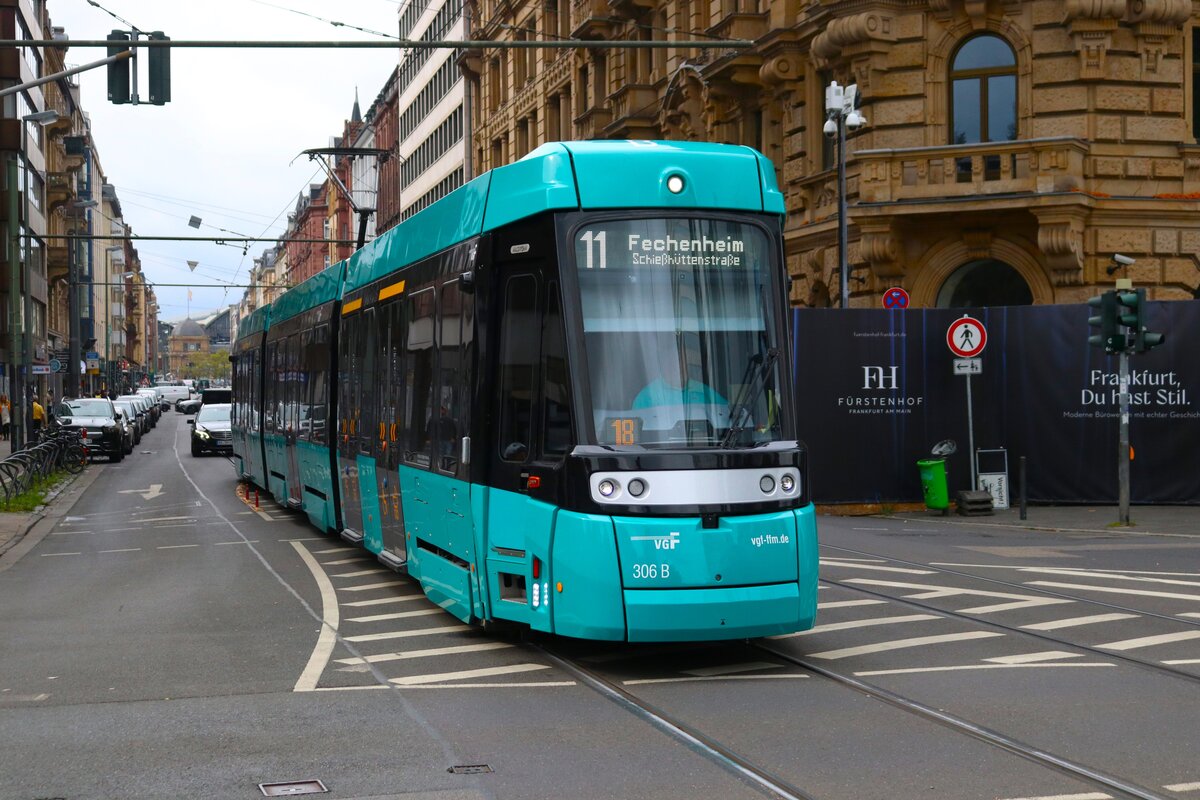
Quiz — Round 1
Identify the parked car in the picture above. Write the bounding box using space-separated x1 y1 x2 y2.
201 387 232 406
189 403 232 456
113 407 136 455
177 395 202 414
135 388 163 421
111 398 145 443
54 397 124 462
118 394 155 429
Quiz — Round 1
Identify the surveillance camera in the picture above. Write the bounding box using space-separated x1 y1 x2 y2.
846 111 867 130
823 118 838 138
1111 254 1135 266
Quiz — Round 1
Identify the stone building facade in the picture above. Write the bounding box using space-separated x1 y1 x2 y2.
464 0 1200 306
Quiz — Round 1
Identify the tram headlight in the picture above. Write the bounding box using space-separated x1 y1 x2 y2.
666 174 685 194
598 479 618 498
780 474 796 493
628 478 646 498
759 475 776 494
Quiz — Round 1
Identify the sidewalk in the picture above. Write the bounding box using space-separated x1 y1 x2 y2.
878 503 1200 537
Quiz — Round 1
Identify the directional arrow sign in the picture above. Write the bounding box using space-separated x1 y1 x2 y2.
118 484 165 501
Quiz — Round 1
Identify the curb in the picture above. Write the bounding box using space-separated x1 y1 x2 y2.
0 465 104 572
870 512 1198 539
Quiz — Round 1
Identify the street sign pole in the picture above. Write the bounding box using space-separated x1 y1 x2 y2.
966 371 975 490
946 315 987 493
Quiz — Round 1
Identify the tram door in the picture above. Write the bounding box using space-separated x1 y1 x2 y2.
337 311 365 541
485 268 571 628
284 334 303 508
374 300 406 563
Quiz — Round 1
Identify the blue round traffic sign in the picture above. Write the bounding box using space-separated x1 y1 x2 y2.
883 287 910 309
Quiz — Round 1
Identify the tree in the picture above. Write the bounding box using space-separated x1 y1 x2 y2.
178 351 230 382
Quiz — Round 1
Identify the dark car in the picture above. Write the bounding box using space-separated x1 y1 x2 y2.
189 403 232 456
55 397 125 462
113 408 136 455
201 387 232 406
111 398 144 443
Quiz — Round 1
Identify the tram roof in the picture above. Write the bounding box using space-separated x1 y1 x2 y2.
343 140 783 294
269 261 347 324
239 304 270 338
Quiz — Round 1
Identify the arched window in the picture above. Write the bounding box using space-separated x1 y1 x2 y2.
950 35 1017 144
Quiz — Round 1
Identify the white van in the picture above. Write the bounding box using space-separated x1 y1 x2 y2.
155 383 191 409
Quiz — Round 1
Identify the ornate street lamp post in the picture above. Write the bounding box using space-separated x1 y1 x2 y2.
824 82 868 309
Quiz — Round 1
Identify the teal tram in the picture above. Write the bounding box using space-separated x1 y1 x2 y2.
231 140 818 641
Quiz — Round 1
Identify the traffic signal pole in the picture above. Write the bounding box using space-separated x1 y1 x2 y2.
1118 348 1131 525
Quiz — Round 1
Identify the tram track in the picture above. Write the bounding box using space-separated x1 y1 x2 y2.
534 634 1175 800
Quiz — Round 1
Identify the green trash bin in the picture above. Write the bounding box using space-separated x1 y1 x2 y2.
917 458 949 511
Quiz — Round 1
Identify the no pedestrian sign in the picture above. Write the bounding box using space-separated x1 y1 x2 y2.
946 316 987 358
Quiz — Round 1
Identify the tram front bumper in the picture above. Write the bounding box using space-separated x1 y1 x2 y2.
623 582 804 642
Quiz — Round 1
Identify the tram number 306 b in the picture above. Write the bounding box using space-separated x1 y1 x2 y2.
633 563 671 579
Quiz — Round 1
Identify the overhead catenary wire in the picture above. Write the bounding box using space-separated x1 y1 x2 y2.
3 38 755 50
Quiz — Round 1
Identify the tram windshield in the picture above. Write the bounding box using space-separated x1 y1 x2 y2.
572 217 784 448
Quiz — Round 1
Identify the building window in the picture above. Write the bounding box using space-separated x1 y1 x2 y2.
1193 28 1200 141
950 34 1017 145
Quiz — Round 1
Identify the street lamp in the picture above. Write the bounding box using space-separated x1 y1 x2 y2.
824 81 868 309
66 198 99 401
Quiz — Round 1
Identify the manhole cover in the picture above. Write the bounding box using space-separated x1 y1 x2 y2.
258 780 328 796
448 764 493 775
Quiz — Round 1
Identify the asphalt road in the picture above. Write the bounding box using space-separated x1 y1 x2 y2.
0 412 1197 800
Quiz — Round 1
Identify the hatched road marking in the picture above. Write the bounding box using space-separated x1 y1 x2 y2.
844 578 1074 614
986 651 1085 664
771 614 940 639
1021 613 1139 631
390 663 550 686
343 625 471 642
820 559 935 575
346 608 445 623
807 631 1004 660
854 663 1112 677
335 642 515 665
1026 581 1200 602
343 594 425 607
1095 631 1200 651
337 580 408 592
818 599 887 609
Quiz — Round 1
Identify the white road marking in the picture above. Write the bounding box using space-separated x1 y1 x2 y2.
771 614 940 639
1096 631 1200 651
1021 613 1138 631
214 540 259 545
384 681 577 689
343 594 425 607
390 663 550 686
99 548 141 553
338 580 408 592
313 547 356 554
818 599 887 609
157 544 200 550
992 791 1110 799
343 625 470 642
1025 567 1200 589
850 527 889 531
1179 612 1200 619
335 642 515 665
346 608 444 623
820 560 935 575
845 578 1074 614
1164 781 1200 791
807 631 1003 660
136 516 195 523
41 552 80 557
626 675 809 685
322 557 369 566
937 563 1200 578
279 537 326 542
817 556 887 562
289 542 340 692
1163 659 1200 665
1028 581 1200 602
986 651 1084 664
855 663 1113 677
683 662 782 677
332 569 389 578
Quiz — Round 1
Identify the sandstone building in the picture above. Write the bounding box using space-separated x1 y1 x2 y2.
463 0 1200 307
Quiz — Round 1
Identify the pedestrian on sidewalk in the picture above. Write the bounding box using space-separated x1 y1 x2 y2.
0 395 9 441
31 396 44 443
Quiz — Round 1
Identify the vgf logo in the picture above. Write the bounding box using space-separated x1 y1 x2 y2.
862 366 898 390
655 532 680 550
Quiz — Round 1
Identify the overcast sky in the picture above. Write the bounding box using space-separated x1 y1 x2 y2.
47 0 402 323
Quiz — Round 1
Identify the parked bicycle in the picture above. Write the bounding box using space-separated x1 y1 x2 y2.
0 423 89 503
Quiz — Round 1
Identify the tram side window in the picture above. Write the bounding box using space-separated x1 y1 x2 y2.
435 280 463 474
403 288 436 468
307 324 329 444
542 282 571 458
360 308 378 456
338 314 356 451
385 301 407 470
264 342 279 434
498 275 538 463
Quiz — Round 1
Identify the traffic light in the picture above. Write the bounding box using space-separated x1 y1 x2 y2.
1087 291 1123 353
1121 288 1167 353
148 32 171 105
107 30 131 104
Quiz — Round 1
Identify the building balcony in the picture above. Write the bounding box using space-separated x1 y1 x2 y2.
707 12 769 42
574 107 613 140
856 137 1089 205
604 84 661 139
46 172 73 213
571 0 615 38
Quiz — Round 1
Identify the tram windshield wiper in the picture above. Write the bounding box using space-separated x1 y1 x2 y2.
720 347 779 449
